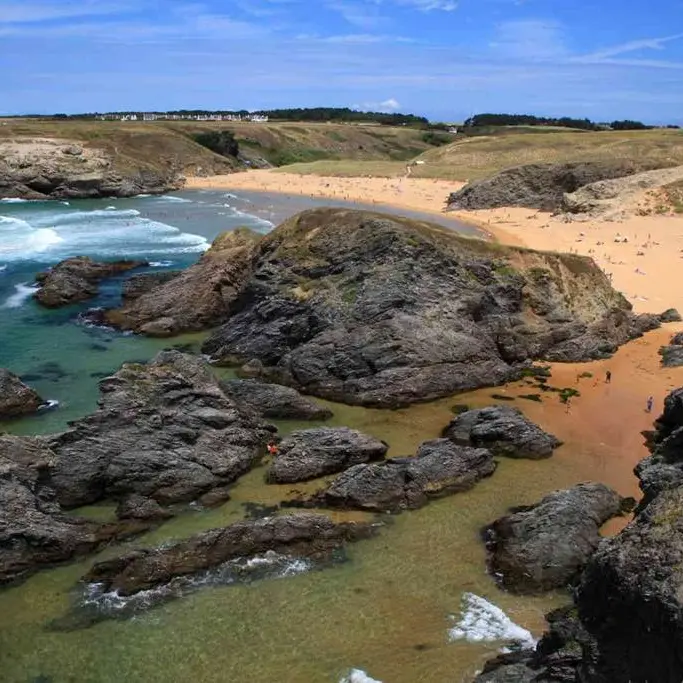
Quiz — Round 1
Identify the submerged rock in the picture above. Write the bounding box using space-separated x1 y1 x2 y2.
48 350 273 508
221 378 333 421
35 256 148 308
83 512 375 596
0 435 153 585
266 427 387 484
443 405 561 459
313 439 495 512
484 483 625 594
0 369 44 419
115 495 174 522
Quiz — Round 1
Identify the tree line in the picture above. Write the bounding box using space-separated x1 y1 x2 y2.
463 113 656 131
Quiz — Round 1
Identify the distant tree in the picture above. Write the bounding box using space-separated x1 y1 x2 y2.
610 120 650 130
463 113 600 131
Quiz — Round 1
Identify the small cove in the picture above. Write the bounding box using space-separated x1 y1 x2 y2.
0 190 643 682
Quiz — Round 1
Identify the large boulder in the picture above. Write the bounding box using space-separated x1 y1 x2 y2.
121 271 182 301
266 427 387 484
105 229 261 336
220 378 333 421
48 350 273 508
443 405 561 459
83 512 375 596
484 483 625 594
35 256 148 308
313 439 495 512
447 160 663 212
0 369 44 419
576 486 683 683
179 208 653 408
660 331 683 367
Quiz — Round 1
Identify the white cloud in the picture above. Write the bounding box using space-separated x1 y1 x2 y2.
0 1 131 23
574 33 683 63
390 0 458 10
353 97 401 111
489 19 567 60
325 1 387 29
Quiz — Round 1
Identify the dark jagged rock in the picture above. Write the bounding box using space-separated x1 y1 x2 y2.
220 378 333 421
0 369 44 419
35 256 148 308
659 308 682 323
576 485 683 683
635 387 683 508
266 427 387 484
483 483 625 594
0 434 153 585
176 208 653 407
48 350 273 508
83 512 375 596
121 271 182 301
473 606 593 682
115 495 174 521
447 160 665 212
313 439 495 512
659 331 683 367
105 229 261 336
443 405 561 459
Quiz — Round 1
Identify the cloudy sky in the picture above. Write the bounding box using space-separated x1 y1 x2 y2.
1 0 682 123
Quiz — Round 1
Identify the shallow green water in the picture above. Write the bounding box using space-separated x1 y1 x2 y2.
0 193 587 683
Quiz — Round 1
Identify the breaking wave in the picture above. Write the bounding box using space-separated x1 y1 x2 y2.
339 670 382 683
448 593 536 649
2 282 40 308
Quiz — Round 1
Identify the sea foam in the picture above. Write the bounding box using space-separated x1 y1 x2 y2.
448 593 536 649
339 670 382 683
2 283 40 308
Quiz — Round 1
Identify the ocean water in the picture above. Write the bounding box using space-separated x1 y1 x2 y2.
0 190 578 683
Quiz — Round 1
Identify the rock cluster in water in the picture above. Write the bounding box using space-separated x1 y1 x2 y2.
101 208 661 407
475 383 683 683
34 256 148 308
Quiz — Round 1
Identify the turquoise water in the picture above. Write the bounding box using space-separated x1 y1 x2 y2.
0 191 574 683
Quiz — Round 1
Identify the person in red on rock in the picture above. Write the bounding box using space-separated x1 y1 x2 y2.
266 442 279 456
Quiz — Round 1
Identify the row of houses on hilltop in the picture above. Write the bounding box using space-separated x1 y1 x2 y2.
98 113 269 122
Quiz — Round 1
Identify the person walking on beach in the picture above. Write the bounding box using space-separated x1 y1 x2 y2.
646 396 654 413
605 370 612 384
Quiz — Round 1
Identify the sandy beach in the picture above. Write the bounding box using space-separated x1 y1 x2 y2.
188 170 683 315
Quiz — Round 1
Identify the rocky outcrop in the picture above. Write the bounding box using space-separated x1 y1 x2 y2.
121 271 182 301
266 427 387 484
105 229 261 336
83 512 375 596
220 378 332 421
473 605 592 682
447 161 664 212
0 434 153 585
312 439 495 512
163 208 659 408
443 405 561 460
483 483 625 594
35 256 148 308
660 331 683 367
0 138 183 200
474 385 683 682
0 369 44 419
562 165 683 219
575 485 683 683
48 350 273 508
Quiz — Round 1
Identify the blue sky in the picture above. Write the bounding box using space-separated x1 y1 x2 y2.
1 0 682 122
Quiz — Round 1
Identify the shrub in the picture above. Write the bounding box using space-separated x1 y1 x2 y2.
192 130 239 157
